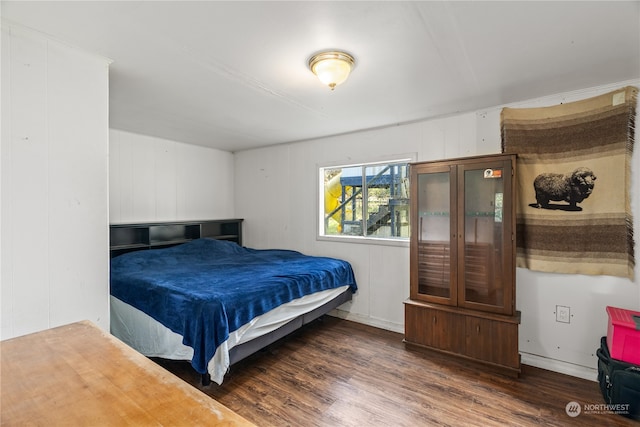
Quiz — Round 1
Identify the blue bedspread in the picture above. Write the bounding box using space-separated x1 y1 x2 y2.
110 238 357 374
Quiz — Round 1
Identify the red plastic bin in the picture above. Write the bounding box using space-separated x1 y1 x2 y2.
606 306 640 365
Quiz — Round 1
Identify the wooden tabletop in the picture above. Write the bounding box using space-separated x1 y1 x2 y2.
1 320 255 426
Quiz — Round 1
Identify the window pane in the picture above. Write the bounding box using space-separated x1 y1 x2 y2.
322 161 410 240
364 163 410 238
323 166 363 236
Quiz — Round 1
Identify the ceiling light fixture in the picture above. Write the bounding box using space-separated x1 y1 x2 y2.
308 51 355 91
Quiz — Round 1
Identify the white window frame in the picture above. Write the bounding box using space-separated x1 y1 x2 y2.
317 154 416 246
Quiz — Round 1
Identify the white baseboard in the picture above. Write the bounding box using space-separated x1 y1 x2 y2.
328 311 599 382
329 309 404 334
520 352 597 382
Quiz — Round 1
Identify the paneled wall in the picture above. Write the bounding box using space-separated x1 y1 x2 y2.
109 129 235 224
1 23 110 339
234 80 639 380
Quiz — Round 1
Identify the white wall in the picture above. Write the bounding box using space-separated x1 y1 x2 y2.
109 129 235 224
1 23 110 339
234 80 640 380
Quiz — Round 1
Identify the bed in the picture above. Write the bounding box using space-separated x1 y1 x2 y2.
109 220 357 385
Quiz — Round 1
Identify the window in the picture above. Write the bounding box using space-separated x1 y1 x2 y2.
319 159 411 241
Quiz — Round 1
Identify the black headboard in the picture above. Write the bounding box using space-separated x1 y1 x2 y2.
109 219 243 258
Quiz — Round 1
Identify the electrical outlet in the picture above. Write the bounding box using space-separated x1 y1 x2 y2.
556 305 571 323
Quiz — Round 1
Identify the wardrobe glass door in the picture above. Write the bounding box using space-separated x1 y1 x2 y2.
411 164 456 304
459 161 510 313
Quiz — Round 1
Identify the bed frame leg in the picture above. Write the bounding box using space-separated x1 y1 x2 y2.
201 373 211 386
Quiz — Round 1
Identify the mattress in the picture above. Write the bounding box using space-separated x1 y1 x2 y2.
111 285 350 384
110 238 357 377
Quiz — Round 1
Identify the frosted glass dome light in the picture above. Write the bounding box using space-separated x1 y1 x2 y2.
308 51 355 90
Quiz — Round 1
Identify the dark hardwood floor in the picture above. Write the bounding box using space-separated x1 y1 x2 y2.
155 317 637 427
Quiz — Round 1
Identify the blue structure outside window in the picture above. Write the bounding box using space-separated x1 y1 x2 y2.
322 161 410 239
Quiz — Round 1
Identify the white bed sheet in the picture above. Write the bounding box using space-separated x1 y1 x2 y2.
110 285 349 385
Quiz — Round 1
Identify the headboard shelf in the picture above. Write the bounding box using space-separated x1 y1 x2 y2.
213 234 240 240
111 243 149 251
149 239 192 248
110 219 243 258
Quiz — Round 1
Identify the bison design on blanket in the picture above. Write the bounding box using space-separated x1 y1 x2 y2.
532 167 596 211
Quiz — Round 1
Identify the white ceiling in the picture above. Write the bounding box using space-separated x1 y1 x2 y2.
3 1 639 152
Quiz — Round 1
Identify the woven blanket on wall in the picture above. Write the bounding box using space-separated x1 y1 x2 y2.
501 86 637 279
